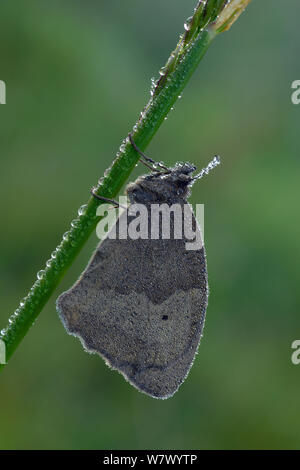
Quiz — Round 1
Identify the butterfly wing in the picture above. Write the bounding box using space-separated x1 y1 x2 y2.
57 206 208 399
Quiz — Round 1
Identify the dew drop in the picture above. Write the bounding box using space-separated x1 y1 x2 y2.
159 66 167 76
150 77 156 96
31 281 39 291
71 218 80 228
37 270 45 280
184 16 193 31
63 231 69 241
78 205 87 216
46 259 52 268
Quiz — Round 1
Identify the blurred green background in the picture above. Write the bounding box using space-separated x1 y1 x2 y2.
0 0 300 450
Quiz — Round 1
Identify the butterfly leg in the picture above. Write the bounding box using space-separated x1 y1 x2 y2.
128 133 170 172
90 189 120 208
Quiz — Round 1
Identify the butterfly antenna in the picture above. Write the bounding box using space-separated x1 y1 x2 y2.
192 155 221 181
